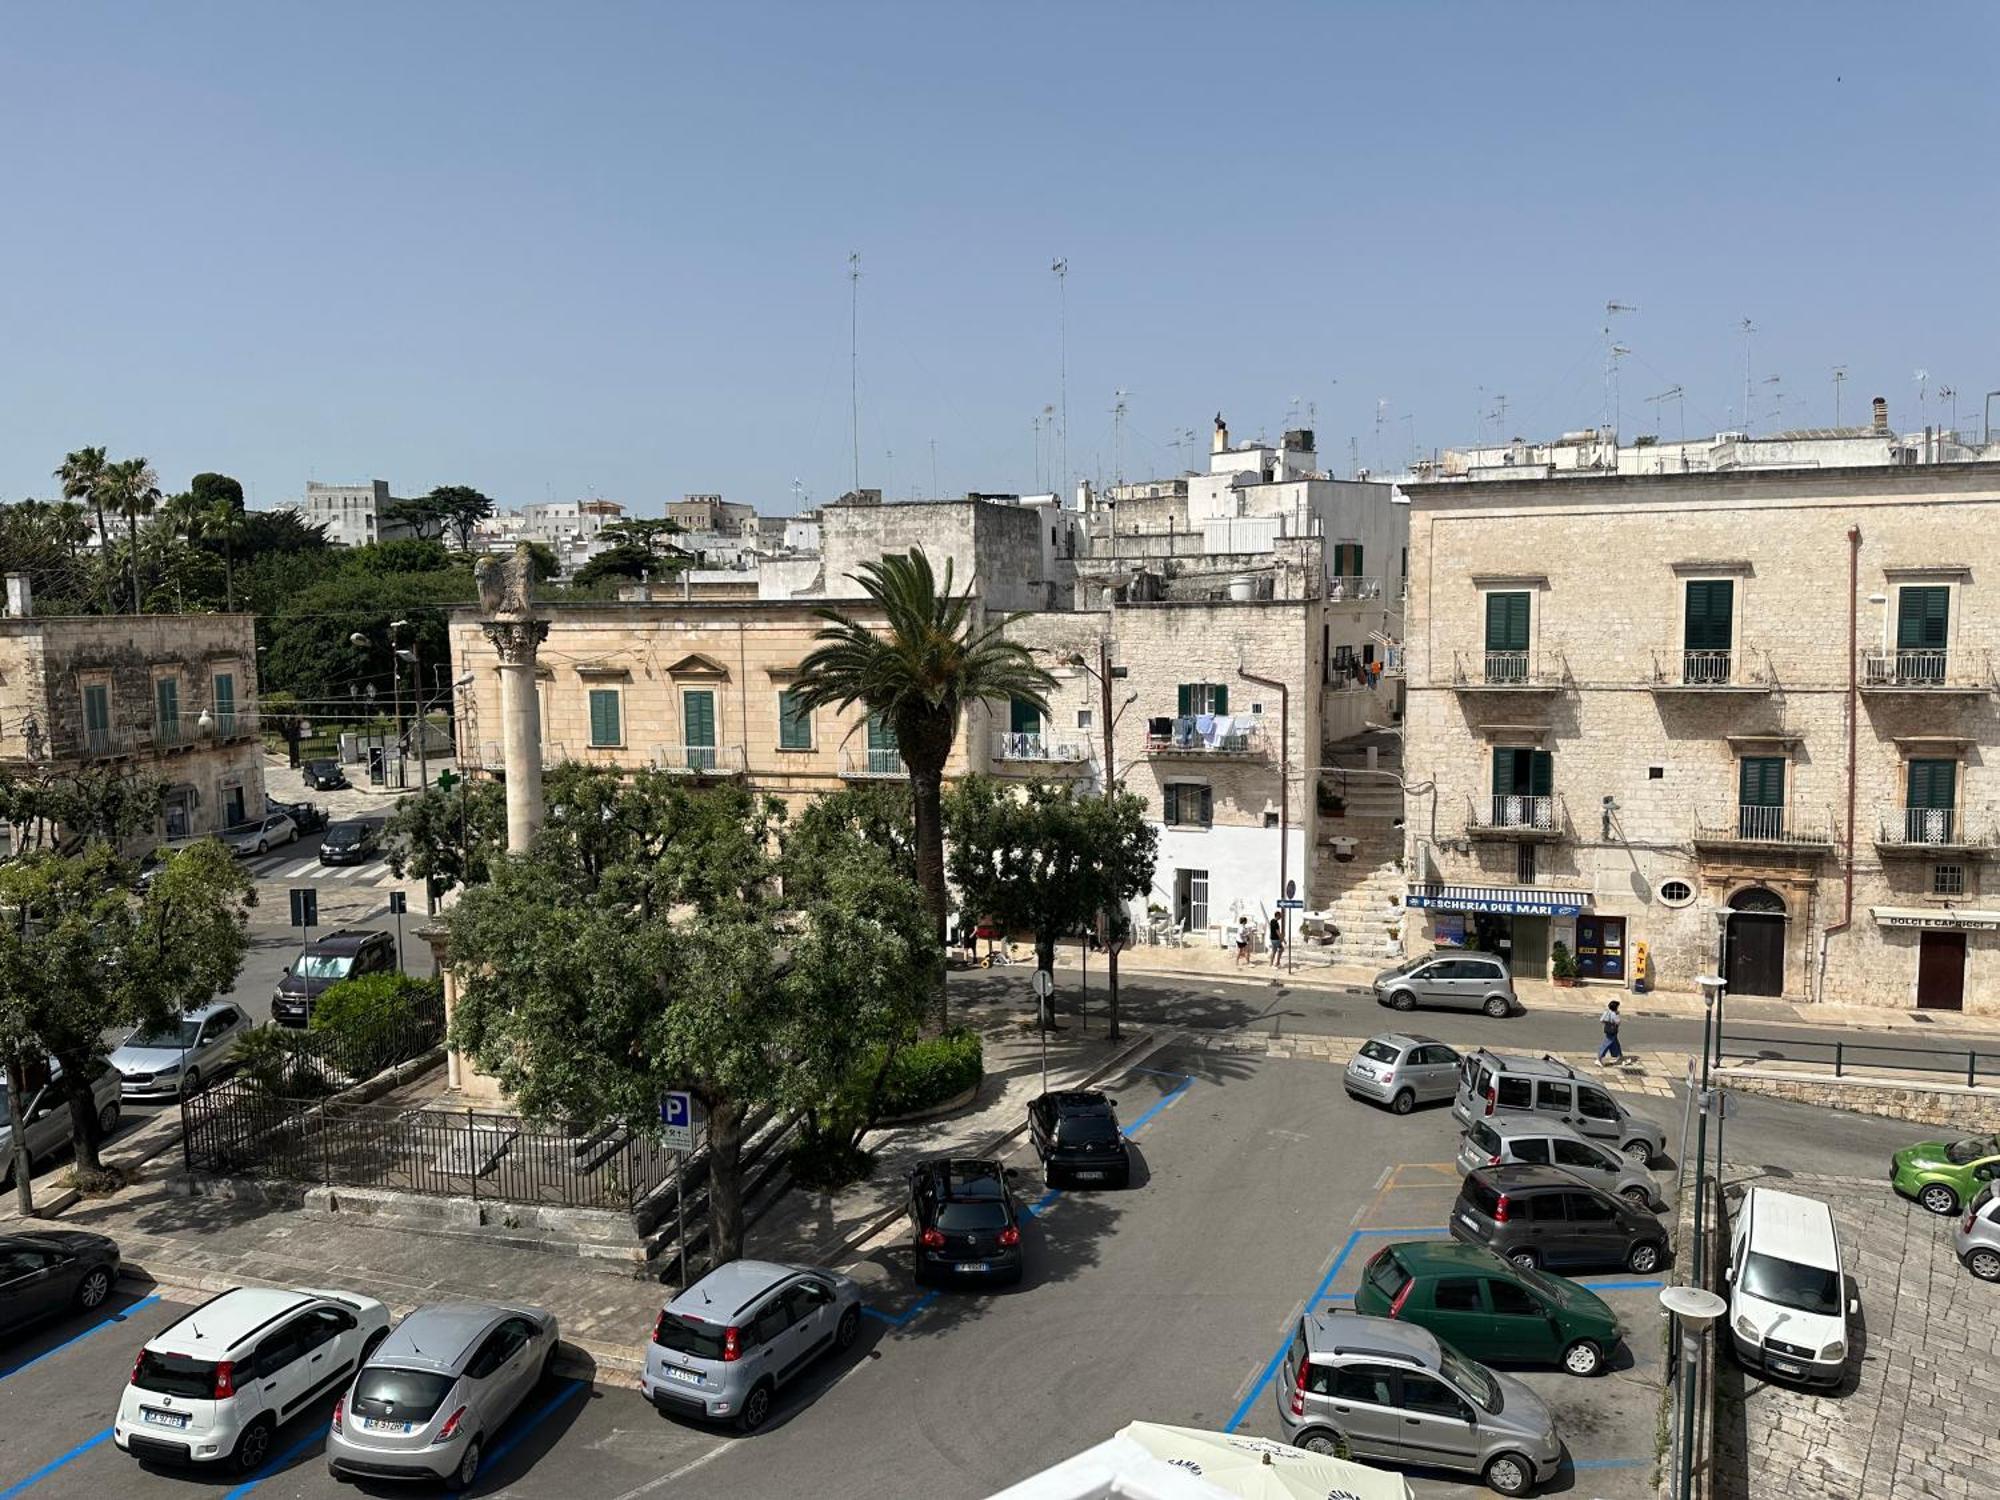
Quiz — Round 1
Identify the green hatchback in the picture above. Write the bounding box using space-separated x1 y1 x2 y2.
1891 1133 2000 1216
1354 1240 1625 1377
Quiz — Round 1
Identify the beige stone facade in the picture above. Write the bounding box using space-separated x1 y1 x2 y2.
1404 461 2000 1014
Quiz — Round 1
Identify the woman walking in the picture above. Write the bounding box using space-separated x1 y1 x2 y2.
1597 1000 1625 1065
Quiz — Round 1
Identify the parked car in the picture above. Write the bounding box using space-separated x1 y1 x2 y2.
1027 1090 1131 1186
0 1061 122 1190
641 1259 862 1432
1274 1308 1561 1496
1354 1239 1624 1377
327 1301 559 1489
1452 1049 1666 1165
0 1230 120 1335
908 1157 1025 1283
1450 1164 1668 1275
222 813 297 857
115 1285 390 1473
305 759 350 792
272 929 399 1027
108 1002 252 1101
1374 952 1517 1018
1457 1116 1658 1210
269 799 328 836
1890 1131 2000 1216
1725 1185 1854 1388
1956 1183 2000 1282
318 820 382 866
1345 1033 1461 1114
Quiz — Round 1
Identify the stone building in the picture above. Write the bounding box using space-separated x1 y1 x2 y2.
1403 460 2000 1014
0 577 265 843
291 480 415 548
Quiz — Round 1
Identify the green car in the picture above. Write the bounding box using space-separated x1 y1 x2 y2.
1891 1133 2000 1216
1355 1239 1624 1377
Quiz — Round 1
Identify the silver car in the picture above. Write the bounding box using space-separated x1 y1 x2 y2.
1345 1034 1462 1115
1958 1183 2000 1282
1374 952 1518 1018
1458 1115 1658 1210
108 1002 251 1101
223 812 296 857
327 1301 559 1490
0 1063 121 1190
641 1259 862 1432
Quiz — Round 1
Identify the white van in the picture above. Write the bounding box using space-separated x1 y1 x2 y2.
1725 1186 1855 1387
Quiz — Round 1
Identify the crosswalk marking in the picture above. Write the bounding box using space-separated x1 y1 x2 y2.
240 852 409 889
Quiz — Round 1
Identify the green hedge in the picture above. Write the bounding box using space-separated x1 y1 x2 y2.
309 973 445 1081
869 1028 984 1118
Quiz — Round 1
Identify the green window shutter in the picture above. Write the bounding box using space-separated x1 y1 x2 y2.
83 685 109 735
1177 684 1192 717
1485 592 1529 652
1212 684 1228 716
1199 786 1212 825
682 690 715 748
1739 756 1786 807
867 713 896 751
1492 747 1518 796
589 689 621 747
1908 759 1957 810
1529 750 1553 798
778 691 811 749
155 677 178 726
1683 580 1734 652
213 673 234 716
1009 696 1040 734
1897 586 1949 649
1349 544 1363 577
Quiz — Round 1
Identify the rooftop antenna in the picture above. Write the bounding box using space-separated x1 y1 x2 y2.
1762 374 1783 428
1914 369 1930 432
1832 365 1848 427
1052 258 1069 495
1739 318 1756 436
791 477 805 512
848 252 861 495
1111 390 1130 485
1604 302 1637 433
1646 384 1687 443
1939 384 1958 438
1493 393 1510 439
1374 400 1388 474
1348 436 1359 478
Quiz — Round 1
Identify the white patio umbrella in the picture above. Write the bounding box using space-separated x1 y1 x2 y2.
1114 1424 1413 1500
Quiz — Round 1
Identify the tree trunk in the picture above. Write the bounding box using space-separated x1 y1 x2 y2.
223 541 235 613
4 1052 34 1214
63 1061 104 1176
910 764 949 1031
1035 931 1058 1029
126 511 143 614
93 501 113 613
705 1094 749 1267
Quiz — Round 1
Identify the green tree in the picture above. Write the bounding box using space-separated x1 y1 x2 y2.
792 548 1054 1026
426 485 497 554
53 447 113 613
782 782 916 900
0 765 163 855
383 492 451 542
99 456 161 614
945 775 1157 1039
442 777 929 1264
384 776 507 902
0 840 253 1195
188 473 244 513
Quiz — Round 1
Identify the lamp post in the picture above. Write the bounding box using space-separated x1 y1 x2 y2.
1660 1284 1726 1500
1692 973 1726 1281
1064 640 1137 1040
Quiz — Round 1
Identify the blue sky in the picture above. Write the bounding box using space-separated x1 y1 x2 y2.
2 2 1995 513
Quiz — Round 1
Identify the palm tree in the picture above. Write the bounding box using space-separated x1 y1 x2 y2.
47 500 91 562
99 457 160 613
793 548 1054 1025
53 447 111 612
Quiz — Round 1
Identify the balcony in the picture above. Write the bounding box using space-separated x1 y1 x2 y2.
1325 575 1386 605
1860 648 1993 695
839 747 908 780
1873 804 1999 857
991 731 1092 769
1466 793 1567 841
78 727 136 761
151 717 195 752
1451 650 1567 694
650 744 748 777
1693 804 1837 852
1142 721 1268 759
1649 647 1776 693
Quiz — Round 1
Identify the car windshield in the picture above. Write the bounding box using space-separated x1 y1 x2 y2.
1511 1258 1574 1305
133 1350 219 1398
936 1200 1010 1232
1946 1135 2000 1165
295 954 354 982
1740 1251 1841 1315
352 1366 456 1421
1057 1115 1119 1145
654 1311 729 1360
1436 1344 1501 1413
126 1019 203 1049
326 824 363 844
1358 1041 1401 1065
1364 1250 1410 1301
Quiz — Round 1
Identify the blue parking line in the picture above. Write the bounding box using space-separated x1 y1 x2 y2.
1571 1458 1649 1470
0 1429 112 1500
1580 1279 1665 1292
0 1294 161 1382
1226 1228 1371 1432
861 1290 939 1327
1123 1073 1194 1137
483 1377 588 1471
223 1427 324 1499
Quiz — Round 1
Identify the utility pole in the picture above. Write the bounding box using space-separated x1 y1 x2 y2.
1240 667 1292 974
1097 630 1123 1040
1053 258 1068 499
1832 366 1848 427
848 253 861 496
1739 319 1755 436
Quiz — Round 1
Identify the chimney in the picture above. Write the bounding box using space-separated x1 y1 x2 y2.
1212 412 1229 454
1872 396 1889 435
4 573 29 618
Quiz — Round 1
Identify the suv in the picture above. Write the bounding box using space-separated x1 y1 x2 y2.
1345 1033 1461 1114
1354 1240 1624 1377
115 1285 390 1473
1374 952 1517 1018
908 1157 1025 1282
273 930 399 1027
1451 1164 1667 1275
1274 1309 1561 1496
1452 1050 1665 1164
305 759 349 791
1457 1116 1657 1210
108 1002 252 1101
641 1260 862 1432
1027 1091 1131 1187
0 1061 122 1189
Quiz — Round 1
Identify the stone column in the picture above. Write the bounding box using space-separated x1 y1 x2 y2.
482 619 549 852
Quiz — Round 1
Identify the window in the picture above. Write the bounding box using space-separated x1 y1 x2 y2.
1907 758 1958 844
1554 1138 1609 1170
1484 590 1531 666
1510 1133 1550 1165
154 677 181 738
749 1299 793 1348
1399 1373 1473 1422
1487 1280 1541 1317
1567 1192 1617 1223
1176 682 1228 717
1076 709 1093 730
1495 1077 1532 1109
1331 542 1363 578
82 682 112 752
865 713 899 773
1536 1080 1572 1111
1897 584 1951 651
1658 879 1695 906
1935 863 1967 896
777 690 813 750
1433 1278 1482 1312
588 688 623 747
782 1281 833 1322
1578 1087 1618 1121
1009 696 1041 734
1682 579 1735 681
1329 1366 1397 1406
1737 755 1787 838
1490 747 1552 823
1523 1193 1567 1223
1517 842 1537 883
1164 783 1212 828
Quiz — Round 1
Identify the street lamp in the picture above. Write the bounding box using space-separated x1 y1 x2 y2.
1059 643 1137 1039
1691 973 1726 1279
1660 1284 1727 1500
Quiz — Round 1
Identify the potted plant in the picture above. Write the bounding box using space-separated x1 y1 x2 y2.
1552 941 1578 987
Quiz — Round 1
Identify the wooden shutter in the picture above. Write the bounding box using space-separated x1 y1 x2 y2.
779 691 811 749
1009 696 1040 734
589 689 622 746
1738 756 1786 807
1908 759 1957 811
1492 747 1518 795
1212 684 1228 715
1529 750 1553 798
1177 684 1192 717
83 685 109 734
1897 586 1950 649
867 713 896 750
1683 580 1734 652
1485 592 1529 652
682 690 715 748
155 678 178 726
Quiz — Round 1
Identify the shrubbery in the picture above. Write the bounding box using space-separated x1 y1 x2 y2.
869 1028 984 1117
308 973 444 1082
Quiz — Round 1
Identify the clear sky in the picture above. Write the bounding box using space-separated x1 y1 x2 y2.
3 2 1995 514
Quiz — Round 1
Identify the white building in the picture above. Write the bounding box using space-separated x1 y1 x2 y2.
293 480 414 547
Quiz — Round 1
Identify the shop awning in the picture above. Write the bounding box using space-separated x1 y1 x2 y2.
1406 883 1590 916
1871 906 2000 931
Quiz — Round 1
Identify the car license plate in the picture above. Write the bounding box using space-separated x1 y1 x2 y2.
1458 1212 1479 1229
141 1409 190 1430
362 1417 414 1433
1769 1357 1803 1377
663 1366 703 1386
1075 1170 1104 1180
955 1261 989 1273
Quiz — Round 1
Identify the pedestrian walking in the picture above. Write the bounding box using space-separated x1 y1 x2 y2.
1597 1000 1625 1064
1235 916 1254 966
1268 913 1285 967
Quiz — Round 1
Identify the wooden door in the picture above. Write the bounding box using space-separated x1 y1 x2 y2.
1726 915 1786 996
1917 931 1966 1010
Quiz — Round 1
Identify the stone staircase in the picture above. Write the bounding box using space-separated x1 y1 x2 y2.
1307 732 1410 971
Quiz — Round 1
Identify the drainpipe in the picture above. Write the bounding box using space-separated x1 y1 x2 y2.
1239 667 1290 972
1818 525 1861 1000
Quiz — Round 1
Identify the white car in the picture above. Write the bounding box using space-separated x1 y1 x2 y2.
223 813 298 857
1725 1185 1855 1388
108 1003 252 1101
116 1285 390 1473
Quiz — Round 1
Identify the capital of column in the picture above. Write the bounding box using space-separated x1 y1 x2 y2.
481 618 549 666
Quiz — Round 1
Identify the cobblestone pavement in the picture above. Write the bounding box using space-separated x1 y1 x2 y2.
1713 1168 2000 1500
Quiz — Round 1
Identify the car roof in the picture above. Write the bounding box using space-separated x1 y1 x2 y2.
1469 1050 1576 1080
148 1286 320 1357
369 1303 513 1374
1473 1163 1603 1194
1382 1239 1511 1276
1742 1187 1841 1269
1371 1032 1442 1051
1477 1115 1593 1142
1042 1090 1114 1115
940 1160 1008 1198
1302 1309 1440 1368
667 1259 810 1320
303 928 389 954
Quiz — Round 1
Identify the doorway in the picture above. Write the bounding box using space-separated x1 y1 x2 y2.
1174 868 1209 934
1725 888 1787 996
1917 931 1966 1010
1575 916 1627 981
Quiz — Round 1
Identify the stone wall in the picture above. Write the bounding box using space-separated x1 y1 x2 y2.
818 498 1051 613
1722 1069 2000 1131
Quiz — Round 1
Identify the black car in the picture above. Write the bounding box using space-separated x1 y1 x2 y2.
1028 1090 1132 1188
318 820 381 865
272 928 399 1027
1449 1163 1669 1276
0 1231 120 1335
304 758 349 791
270 799 328 835
907 1157 1023 1285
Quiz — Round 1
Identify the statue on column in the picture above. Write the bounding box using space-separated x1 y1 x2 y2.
475 544 549 854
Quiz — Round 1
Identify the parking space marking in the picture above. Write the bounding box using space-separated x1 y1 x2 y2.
484 1377 590 1470
0 1429 111 1500
0 1294 161 1382
224 1429 325 1499
1579 1278 1665 1292
861 1291 940 1327
606 1438 733 1500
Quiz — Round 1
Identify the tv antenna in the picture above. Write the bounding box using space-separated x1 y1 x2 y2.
1738 319 1756 436
1832 366 1848 427
1914 369 1930 430
1052 258 1069 495
1603 302 1637 433
1111 390 1130 486
848 253 862 495
1938 384 1958 437
1646 385 1686 443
